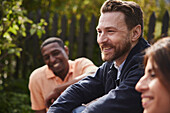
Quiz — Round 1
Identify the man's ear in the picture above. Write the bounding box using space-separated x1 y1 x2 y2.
64 46 69 56
131 25 141 42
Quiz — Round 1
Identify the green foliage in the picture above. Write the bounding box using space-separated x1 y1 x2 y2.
30 19 47 38
0 77 32 113
3 78 29 93
0 0 47 111
22 0 170 39
0 78 33 113
0 0 46 56
0 0 47 78
0 91 33 113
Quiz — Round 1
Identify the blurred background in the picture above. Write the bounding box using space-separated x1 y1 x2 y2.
0 0 170 112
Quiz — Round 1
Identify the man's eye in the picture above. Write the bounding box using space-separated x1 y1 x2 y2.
53 51 60 56
97 31 101 34
108 30 115 33
97 30 102 34
43 56 49 60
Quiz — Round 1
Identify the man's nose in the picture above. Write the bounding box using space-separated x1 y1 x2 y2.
97 33 108 44
49 55 55 63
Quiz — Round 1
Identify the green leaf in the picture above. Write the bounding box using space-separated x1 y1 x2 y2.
15 51 21 57
26 18 33 24
22 32 26 37
13 24 19 30
3 32 11 41
37 30 42 38
30 28 36 35
8 26 18 35
8 48 15 54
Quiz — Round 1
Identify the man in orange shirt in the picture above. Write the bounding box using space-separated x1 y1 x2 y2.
28 37 98 113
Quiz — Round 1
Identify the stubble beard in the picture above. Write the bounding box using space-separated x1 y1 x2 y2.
101 39 132 62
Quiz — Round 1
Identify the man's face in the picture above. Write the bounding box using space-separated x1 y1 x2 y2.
41 42 69 76
96 12 132 64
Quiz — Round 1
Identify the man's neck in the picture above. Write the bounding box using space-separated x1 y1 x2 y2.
54 68 69 81
115 41 139 66
115 52 129 67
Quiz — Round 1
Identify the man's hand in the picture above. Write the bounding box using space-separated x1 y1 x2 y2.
45 85 65 108
35 109 46 113
45 73 95 108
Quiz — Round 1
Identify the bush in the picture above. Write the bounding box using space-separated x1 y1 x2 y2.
0 92 33 113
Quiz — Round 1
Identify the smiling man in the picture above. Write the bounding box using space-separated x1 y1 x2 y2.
28 37 98 113
47 1 150 113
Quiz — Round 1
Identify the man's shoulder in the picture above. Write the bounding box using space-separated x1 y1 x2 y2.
99 61 112 69
29 65 48 80
74 57 91 62
124 52 144 70
69 57 94 65
125 38 150 67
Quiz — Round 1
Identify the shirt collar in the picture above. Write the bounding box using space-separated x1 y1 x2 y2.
113 60 125 72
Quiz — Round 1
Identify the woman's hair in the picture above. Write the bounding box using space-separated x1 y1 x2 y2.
144 37 170 89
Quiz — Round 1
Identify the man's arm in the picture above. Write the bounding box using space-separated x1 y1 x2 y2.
82 73 143 113
48 57 144 113
28 69 48 112
45 57 98 108
35 109 46 113
45 72 95 108
47 67 106 113
81 57 144 113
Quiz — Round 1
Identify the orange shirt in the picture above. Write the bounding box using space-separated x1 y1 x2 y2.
28 57 98 110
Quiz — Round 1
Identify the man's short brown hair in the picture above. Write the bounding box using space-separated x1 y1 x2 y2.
101 0 143 38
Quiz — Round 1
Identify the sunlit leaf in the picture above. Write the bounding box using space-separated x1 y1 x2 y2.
37 30 42 38
22 31 26 37
15 51 21 57
8 48 15 54
3 32 11 40
13 24 19 30
26 17 33 24
30 28 36 35
8 27 17 35
21 24 26 31
65 40 69 47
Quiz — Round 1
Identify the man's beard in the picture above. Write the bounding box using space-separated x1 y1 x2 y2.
101 38 131 62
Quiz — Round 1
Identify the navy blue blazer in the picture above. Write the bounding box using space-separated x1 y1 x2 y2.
48 38 150 113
